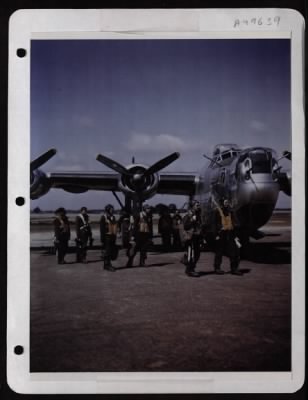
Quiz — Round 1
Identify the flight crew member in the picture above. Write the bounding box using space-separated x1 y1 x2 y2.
172 209 183 249
126 204 152 267
213 199 243 275
75 206 92 263
100 204 118 272
158 208 173 250
182 201 202 277
53 207 71 264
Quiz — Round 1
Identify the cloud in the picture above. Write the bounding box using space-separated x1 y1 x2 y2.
125 133 200 153
250 120 268 133
72 114 95 128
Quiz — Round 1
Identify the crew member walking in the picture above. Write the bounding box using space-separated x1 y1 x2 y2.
182 201 202 277
213 199 242 275
100 204 118 271
126 204 152 267
75 206 92 263
53 207 70 264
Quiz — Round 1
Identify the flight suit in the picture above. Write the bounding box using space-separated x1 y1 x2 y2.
172 212 183 249
75 213 92 263
158 212 173 250
53 215 70 264
126 211 151 267
183 210 202 276
100 214 118 271
213 206 241 274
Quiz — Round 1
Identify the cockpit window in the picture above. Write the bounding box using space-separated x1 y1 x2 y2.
250 150 272 173
221 152 231 160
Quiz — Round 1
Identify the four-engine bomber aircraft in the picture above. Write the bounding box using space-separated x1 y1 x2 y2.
30 144 291 243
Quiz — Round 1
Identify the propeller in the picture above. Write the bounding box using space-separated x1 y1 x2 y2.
96 154 131 176
31 148 57 172
96 152 180 180
144 152 180 176
282 150 291 161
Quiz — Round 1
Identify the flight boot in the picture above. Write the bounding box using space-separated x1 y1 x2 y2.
214 267 225 275
185 264 200 277
104 262 116 272
231 261 242 275
139 256 146 267
231 269 243 276
126 256 134 267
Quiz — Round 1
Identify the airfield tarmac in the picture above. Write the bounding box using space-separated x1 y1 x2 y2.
30 212 291 372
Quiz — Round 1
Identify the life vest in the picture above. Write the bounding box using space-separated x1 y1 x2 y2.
217 207 233 231
56 216 69 233
105 215 118 235
139 212 150 233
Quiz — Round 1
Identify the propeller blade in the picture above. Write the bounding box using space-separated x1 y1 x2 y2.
96 154 131 175
30 148 57 171
283 151 291 161
144 152 180 176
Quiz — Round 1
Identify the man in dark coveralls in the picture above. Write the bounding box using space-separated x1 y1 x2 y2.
53 207 70 264
126 204 152 267
75 206 92 263
158 208 173 250
182 201 203 277
100 204 118 272
213 199 242 275
172 209 183 249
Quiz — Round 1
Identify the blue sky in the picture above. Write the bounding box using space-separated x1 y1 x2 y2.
31 39 291 209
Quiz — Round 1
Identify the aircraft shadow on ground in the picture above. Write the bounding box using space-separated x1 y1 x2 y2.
242 242 291 264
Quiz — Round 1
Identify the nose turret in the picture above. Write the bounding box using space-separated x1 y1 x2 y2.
236 148 280 207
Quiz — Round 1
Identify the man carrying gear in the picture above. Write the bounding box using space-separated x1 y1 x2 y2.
100 204 118 272
213 198 242 275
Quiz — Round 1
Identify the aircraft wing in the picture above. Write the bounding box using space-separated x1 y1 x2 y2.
49 172 197 195
31 170 197 199
48 172 119 193
30 149 197 200
157 173 197 195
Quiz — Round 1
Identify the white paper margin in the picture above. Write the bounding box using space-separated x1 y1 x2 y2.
7 8 305 394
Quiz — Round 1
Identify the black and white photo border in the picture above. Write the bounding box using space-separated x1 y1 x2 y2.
7 8 305 394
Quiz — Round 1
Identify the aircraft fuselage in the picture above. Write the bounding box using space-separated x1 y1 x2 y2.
195 145 280 236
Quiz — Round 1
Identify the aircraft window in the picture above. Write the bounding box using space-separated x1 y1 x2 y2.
221 152 231 160
250 151 271 173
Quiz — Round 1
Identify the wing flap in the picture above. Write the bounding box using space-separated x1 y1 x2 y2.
48 172 119 193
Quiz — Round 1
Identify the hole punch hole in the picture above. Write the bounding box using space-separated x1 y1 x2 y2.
15 197 25 206
14 345 24 355
16 48 27 58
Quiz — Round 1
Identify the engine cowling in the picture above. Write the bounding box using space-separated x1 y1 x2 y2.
278 171 291 196
118 164 159 200
30 169 51 199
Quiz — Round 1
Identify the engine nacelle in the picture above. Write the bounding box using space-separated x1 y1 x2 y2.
30 169 51 199
277 171 291 196
118 164 159 200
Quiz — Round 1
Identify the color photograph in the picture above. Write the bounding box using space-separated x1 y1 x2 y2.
30 38 291 373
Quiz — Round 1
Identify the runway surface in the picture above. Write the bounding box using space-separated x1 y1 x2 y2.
30 212 291 372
